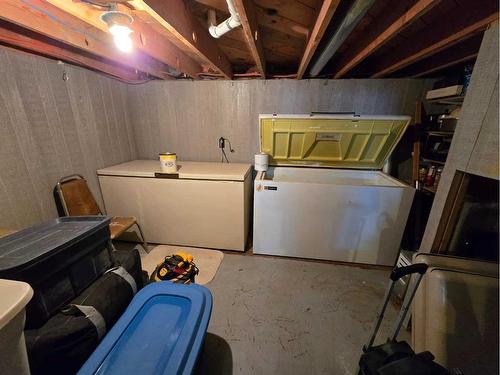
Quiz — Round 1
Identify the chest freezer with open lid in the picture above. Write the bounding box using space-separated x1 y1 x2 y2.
253 114 415 266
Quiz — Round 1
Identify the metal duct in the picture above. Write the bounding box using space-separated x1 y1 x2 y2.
309 0 376 77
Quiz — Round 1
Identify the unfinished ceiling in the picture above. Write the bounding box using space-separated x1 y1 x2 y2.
0 0 497 82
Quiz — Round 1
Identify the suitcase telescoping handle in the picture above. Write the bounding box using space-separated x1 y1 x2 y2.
365 263 428 350
390 263 428 281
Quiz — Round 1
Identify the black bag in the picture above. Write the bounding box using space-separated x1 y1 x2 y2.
114 248 145 290
358 264 451 375
26 249 143 375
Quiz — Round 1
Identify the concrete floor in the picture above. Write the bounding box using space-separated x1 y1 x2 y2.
196 253 408 375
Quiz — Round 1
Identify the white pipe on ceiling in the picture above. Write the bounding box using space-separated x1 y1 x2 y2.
208 0 241 38
309 0 376 77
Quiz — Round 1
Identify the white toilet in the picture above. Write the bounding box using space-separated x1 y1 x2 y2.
0 279 33 375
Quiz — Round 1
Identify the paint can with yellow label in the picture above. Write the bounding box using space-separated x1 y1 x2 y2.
159 153 177 174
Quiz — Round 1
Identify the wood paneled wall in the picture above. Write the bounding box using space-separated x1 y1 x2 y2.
0 46 431 230
126 79 431 164
0 47 136 229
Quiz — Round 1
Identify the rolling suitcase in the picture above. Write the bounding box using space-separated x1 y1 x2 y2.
358 263 451 375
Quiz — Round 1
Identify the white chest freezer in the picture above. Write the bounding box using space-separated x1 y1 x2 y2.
97 160 252 251
253 114 415 266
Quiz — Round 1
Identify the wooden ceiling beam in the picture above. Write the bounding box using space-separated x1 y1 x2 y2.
408 34 483 78
234 0 266 77
334 0 440 78
371 10 498 78
133 0 233 79
297 0 341 79
46 0 202 79
411 53 477 78
406 33 484 78
0 0 171 79
0 22 147 83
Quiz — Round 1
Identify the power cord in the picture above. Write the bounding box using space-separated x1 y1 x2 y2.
218 137 235 163
79 0 112 10
221 148 229 163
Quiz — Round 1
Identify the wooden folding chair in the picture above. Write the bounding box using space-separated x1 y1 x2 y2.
56 174 149 252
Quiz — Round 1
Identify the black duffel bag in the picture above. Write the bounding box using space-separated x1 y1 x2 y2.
25 249 144 375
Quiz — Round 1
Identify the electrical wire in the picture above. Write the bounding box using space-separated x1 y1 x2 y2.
197 72 298 80
122 76 157 85
224 138 234 153
221 148 230 163
219 137 234 163
79 0 112 10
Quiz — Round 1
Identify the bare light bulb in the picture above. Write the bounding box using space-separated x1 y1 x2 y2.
109 24 133 53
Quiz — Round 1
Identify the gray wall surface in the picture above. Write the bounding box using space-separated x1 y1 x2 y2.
126 79 431 164
420 23 499 252
0 47 136 229
0 46 431 230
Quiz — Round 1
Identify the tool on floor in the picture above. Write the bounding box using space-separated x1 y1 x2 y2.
150 252 199 284
358 263 454 375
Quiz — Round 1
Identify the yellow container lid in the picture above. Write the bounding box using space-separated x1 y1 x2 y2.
259 114 411 170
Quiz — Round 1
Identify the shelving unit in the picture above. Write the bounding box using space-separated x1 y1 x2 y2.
411 101 458 195
411 101 424 185
422 185 437 194
427 131 454 136
402 100 457 252
427 95 465 106
421 158 445 165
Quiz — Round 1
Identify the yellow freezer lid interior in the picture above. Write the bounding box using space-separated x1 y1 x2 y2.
259 115 411 169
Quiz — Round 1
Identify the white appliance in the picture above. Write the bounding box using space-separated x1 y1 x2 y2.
0 279 33 375
412 253 498 374
97 160 252 251
253 114 415 266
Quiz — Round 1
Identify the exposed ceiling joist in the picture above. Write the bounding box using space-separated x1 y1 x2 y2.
0 0 171 79
0 22 145 82
412 53 477 78
372 12 499 78
234 0 266 77
297 0 341 79
334 0 440 78
133 0 233 79
0 0 491 81
409 34 483 78
46 0 202 79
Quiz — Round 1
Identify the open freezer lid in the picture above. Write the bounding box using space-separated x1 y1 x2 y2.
259 114 411 169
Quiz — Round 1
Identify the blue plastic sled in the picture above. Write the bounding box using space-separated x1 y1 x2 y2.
78 282 213 375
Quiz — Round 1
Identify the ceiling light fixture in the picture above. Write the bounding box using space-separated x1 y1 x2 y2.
101 9 134 53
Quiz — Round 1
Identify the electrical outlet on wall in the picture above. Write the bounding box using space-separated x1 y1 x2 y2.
218 137 234 152
218 136 235 163
218 137 225 149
